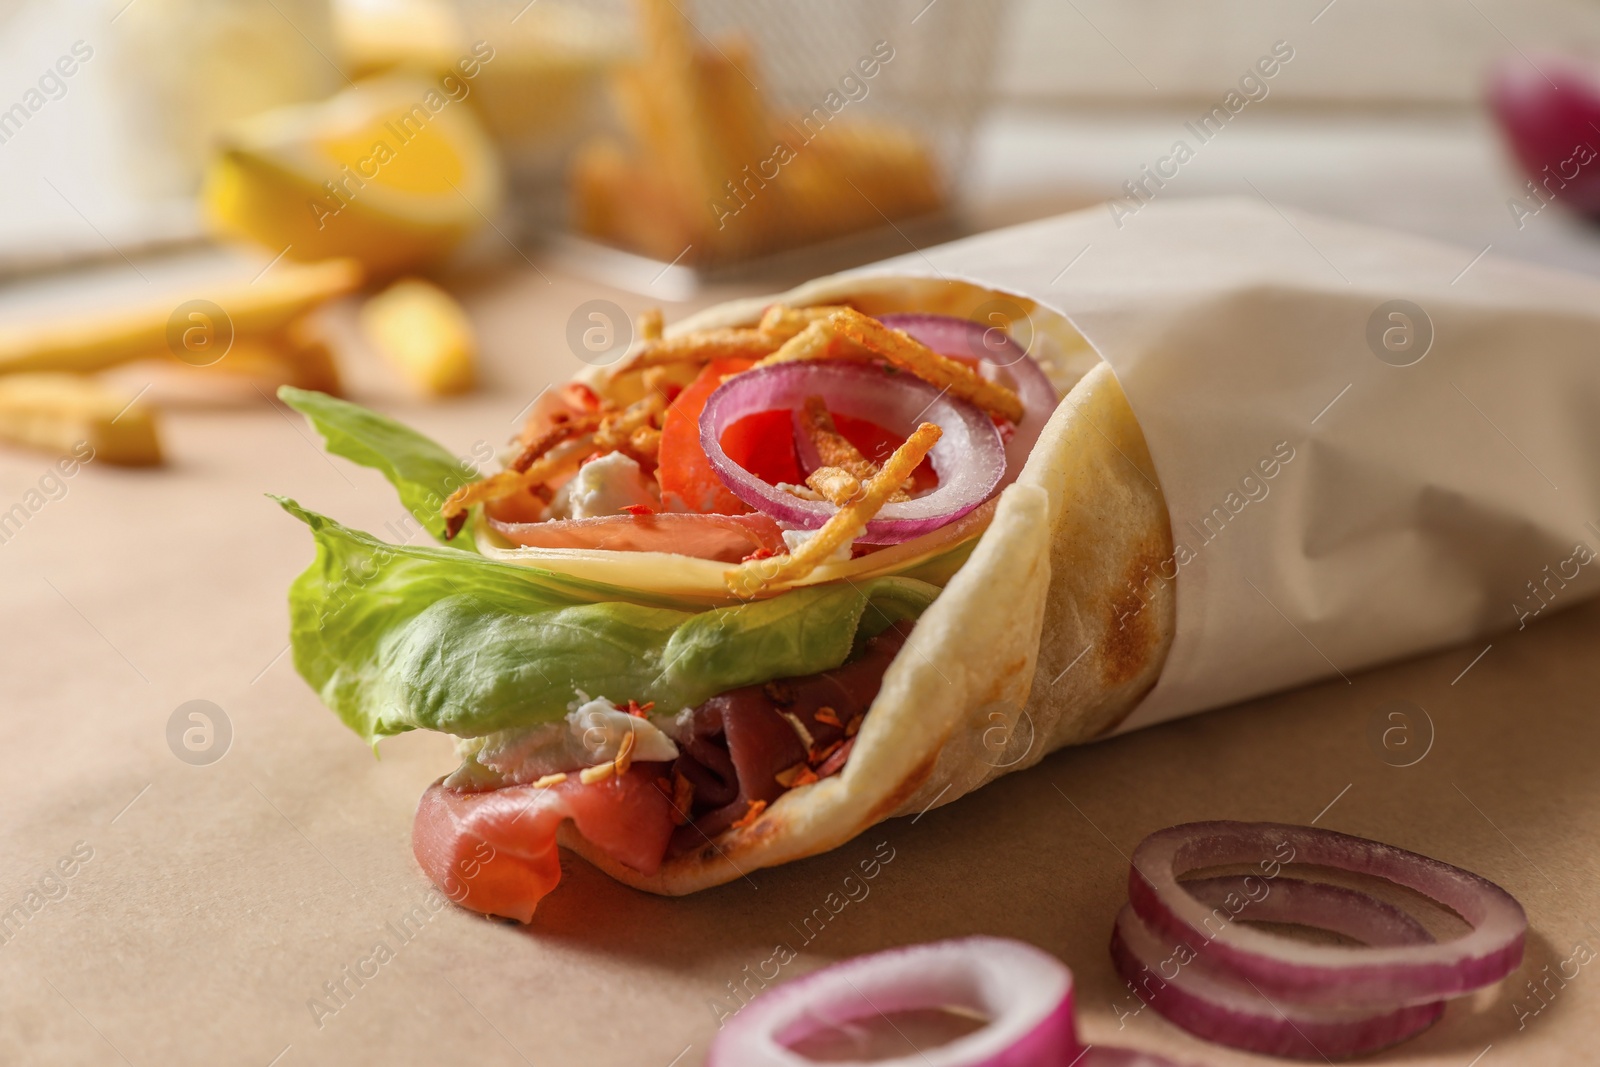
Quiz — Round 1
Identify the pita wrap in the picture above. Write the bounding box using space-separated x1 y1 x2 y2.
286 198 1600 911
280 264 1179 909
560 276 1175 895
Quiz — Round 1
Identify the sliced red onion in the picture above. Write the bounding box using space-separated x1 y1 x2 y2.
1126 822 1526 1009
700 362 1006 544
708 937 1078 1067
1077 1049 1205 1067
1488 54 1600 217
878 313 1059 487
1111 877 1445 1060
791 406 826 477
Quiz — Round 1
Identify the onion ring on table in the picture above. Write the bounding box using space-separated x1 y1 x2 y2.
708 937 1078 1067
1126 822 1527 1009
700 362 1005 544
1112 876 1446 1060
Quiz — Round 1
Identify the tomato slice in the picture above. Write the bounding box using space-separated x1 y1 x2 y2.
721 410 803 487
657 359 755 514
657 360 938 513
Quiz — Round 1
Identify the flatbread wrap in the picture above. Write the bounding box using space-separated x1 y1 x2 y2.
276 274 1174 919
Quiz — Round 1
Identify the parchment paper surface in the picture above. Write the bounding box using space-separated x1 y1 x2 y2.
1 212 1596 1065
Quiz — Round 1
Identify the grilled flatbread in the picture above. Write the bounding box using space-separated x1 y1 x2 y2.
561 276 1175 894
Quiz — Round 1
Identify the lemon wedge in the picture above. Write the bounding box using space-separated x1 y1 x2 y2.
203 75 503 276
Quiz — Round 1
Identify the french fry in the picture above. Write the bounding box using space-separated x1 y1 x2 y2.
572 0 947 264
276 314 346 395
781 122 945 243
107 350 304 409
0 258 361 378
360 278 476 397
726 421 941 596
0 374 162 466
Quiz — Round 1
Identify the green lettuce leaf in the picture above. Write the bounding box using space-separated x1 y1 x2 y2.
278 386 483 543
279 498 937 744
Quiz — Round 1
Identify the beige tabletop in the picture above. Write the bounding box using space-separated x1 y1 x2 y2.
1 254 1595 1067
5 126 1600 1062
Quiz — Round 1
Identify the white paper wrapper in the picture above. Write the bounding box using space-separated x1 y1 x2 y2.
841 197 1600 731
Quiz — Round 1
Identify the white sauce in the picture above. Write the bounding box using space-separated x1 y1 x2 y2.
782 527 854 563
445 695 680 789
549 452 659 520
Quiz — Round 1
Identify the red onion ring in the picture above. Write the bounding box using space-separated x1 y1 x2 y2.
1078 1050 1205 1067
1126 822 1526 1009
708 937 1077 1067
1488 53 1600 218
878 313 1059 487
700 362 1006 544
1111 877 1445 1059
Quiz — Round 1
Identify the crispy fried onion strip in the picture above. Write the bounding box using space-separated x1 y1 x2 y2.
757 307 1025 424
725 422 942 597
441 394 667 537
509 411 603 473
637 306 664 341
611 329 776 376
594 392 666 457
804 466 861 507
607 305 852 379
442 435 595 539
757 304 849 339
797 395 910 502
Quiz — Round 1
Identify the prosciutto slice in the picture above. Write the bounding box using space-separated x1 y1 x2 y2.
413 766 675 923
411 622 913 920
670 622 910 849
488 511 786 562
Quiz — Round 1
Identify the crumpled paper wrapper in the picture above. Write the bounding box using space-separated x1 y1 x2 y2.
851 196 1600 730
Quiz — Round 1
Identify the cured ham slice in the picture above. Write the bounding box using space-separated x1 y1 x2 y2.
488 511 786 562
670 623 909 848
413 766 675 922
413 623 913 920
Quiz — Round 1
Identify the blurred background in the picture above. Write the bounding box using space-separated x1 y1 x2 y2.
2 0 1600 462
